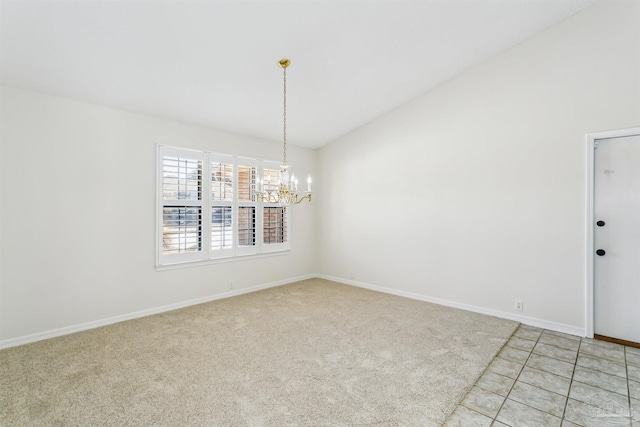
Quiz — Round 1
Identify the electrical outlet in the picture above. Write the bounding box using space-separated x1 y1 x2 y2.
514 300 523 311
229 280 234 290
349 271 354 279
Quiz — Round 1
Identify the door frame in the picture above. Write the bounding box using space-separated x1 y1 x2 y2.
585 126 640 338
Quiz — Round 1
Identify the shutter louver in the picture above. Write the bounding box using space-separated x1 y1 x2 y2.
162 156 202 201
211 206 232 250
263 206 287 244
211 162 233 202
238 206 256 247
162 207 202 254
238 165 256 202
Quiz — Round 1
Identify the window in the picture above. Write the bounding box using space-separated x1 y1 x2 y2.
157 146 290 266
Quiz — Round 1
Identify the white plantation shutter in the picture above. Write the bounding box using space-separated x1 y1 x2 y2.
159 147 205 264
236 159 258 255
237 207 256 247
162 156 202 201
211 160 233 202
210 206 232 252
162 207 202 254
237 164 256 203
261 161 290 253
210 155 234 258
157 147 290 266
263 207 288 244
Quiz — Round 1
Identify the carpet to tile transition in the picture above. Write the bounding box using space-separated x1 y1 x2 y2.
0 278 518 426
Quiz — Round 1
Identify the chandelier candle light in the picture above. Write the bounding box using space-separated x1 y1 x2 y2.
256 59 312 206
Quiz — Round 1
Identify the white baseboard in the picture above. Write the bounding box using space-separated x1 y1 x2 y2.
316 274 586 338
0 273 586 350
0 274 316 350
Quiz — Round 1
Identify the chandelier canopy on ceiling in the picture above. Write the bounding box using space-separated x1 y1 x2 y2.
256 59 312 206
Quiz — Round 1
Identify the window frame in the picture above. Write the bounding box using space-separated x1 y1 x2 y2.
156 145 291 268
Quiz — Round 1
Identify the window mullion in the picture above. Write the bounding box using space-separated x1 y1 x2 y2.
233 156 238 257
202 154 212 259
257 161 264 254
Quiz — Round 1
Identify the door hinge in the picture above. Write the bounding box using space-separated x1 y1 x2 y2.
594 140 599 149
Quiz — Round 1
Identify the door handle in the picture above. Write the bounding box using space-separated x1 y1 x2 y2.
597 220 605 227
596 249 606 256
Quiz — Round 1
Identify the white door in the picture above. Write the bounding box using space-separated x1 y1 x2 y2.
594 134 640 343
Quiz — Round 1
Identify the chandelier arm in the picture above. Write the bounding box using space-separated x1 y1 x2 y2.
291 194 312 204
256 189 310 205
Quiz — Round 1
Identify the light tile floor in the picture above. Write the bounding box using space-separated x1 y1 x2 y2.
444 324 640 427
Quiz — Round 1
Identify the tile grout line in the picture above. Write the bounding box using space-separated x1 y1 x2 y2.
512 330 579 425
558 335 581 424
457 327 637 427
625 346 634 426
490 326 544 426
447 324 529 425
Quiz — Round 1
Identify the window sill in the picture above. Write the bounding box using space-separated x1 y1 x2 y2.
155 250 290 271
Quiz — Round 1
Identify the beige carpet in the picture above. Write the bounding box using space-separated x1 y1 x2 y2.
0 278 517 426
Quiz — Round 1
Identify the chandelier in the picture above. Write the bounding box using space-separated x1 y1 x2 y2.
256 59 312 206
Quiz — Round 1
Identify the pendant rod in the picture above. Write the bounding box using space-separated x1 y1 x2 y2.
279 59 290 166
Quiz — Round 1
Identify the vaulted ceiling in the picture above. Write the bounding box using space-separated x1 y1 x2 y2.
0 0 597 148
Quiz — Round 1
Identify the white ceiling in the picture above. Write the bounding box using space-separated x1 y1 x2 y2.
1 0 597 148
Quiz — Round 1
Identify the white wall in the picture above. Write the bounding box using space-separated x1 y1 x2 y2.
317 0 640 333
2 0 638 346
0 86 317 344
